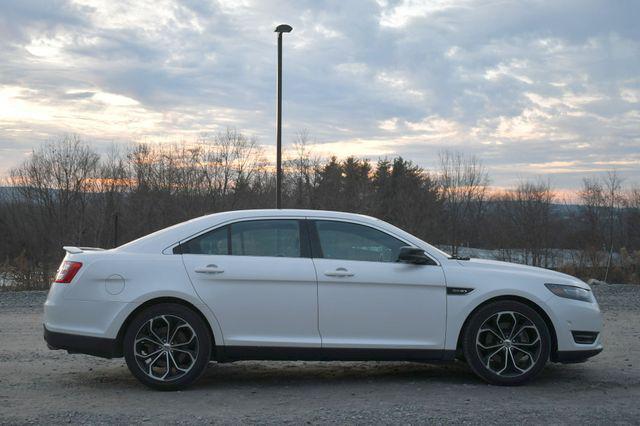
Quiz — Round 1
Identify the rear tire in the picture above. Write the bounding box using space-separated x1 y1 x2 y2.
462 300 551 386
123 303 212 390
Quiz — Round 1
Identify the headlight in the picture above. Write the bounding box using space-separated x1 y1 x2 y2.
545 283 593 303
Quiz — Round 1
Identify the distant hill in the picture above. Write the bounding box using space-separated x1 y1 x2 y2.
0 187 598 215
0 186 21 201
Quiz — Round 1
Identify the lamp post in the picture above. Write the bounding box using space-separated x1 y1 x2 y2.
275 24 292 209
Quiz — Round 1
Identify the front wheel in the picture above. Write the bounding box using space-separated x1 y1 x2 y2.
123 303 212 390
462 300 551 385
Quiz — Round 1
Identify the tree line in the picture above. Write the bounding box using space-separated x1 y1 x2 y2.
1 131 639 289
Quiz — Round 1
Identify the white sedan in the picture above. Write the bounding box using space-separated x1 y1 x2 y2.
44 209 603 390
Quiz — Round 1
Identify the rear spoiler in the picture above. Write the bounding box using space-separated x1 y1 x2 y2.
62 246 106 254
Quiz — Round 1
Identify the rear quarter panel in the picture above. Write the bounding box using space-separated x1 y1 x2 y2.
56 251 224 342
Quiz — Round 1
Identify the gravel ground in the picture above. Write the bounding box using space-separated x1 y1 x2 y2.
1 285 639 425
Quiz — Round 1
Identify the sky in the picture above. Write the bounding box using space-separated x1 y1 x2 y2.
0 0 638 190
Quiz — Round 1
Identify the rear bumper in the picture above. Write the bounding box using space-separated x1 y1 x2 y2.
44 326 121 359
553 347 603 364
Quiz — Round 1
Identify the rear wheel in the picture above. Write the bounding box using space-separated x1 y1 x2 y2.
123 303 212 390
462 300 551 385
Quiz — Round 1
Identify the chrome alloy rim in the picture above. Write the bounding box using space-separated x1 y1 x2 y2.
133 315 199 381
475 311 541 377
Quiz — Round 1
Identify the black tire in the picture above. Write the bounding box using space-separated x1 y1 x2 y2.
123 303 212 391
462 300 551 386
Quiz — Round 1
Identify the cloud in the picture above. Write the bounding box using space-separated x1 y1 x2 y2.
0 0 638 190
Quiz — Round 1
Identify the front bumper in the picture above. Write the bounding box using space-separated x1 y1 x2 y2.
554 348 603 363
545 291 604 357
44 326 121 359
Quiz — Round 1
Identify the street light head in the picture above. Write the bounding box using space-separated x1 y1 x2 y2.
275 24 293 33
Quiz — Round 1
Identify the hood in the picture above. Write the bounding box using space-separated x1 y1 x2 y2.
459 258 590 289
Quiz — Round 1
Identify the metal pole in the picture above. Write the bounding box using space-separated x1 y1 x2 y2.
276 32 283 209
274 24 291 209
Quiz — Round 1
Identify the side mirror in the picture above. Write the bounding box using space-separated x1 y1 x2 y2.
397 246 435 265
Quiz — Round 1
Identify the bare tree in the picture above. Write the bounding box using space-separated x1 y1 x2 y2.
199 129 266 210
626 186 640 249
493 179 557 267
284 129 321 208
10 136 100 240
576 177 606 277
438 150 489 255
96 144 131 247
576 172 624 281
603 172 624 281
6 136 101 283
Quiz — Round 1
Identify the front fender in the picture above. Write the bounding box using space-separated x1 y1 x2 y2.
442 261 557 351
444 287 555 350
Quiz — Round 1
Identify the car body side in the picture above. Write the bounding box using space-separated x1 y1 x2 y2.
44 209 603 361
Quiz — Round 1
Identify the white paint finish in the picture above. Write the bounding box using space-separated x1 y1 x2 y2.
44 283 128 337
182 254 320 347
43 209 604 358
62 253 197 302
47 251 224 341
544 294 604 351
105 274 125 295
442 257 603 353
315 258 446 348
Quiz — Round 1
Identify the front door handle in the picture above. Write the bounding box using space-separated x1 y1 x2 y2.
194 264 225 274
324 267 354 277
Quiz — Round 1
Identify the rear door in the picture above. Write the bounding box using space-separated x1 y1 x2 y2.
180 218 320 348
310 219 447 349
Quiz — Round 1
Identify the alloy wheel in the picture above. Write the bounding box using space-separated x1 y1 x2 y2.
133 314 199 382
475 311 542 378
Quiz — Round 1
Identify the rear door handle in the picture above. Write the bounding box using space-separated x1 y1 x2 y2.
324 267 354 277
194 264 225 274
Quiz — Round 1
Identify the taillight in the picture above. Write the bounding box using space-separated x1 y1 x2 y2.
54 261 83 283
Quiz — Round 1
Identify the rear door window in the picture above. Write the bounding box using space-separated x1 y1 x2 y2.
178 219 303 258
230 220 301 257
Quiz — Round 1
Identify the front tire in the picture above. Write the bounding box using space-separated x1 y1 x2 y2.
123 303 212 390
462 300 551 385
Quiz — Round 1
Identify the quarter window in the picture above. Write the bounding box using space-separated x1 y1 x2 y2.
179 225 229 255
313 220 406 262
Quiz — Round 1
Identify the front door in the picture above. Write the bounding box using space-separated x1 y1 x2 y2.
311 219 447 349
181 218 320 348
